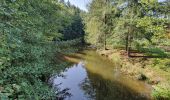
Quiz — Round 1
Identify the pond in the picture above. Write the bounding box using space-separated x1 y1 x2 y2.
50 50 153 100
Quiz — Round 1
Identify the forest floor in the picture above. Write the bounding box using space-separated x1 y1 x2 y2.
97 49 170 93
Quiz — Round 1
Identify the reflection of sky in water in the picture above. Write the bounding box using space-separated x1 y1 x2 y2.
53 62 88 100
51 50 152 100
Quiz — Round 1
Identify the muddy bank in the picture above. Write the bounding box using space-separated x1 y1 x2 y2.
97 49 169 87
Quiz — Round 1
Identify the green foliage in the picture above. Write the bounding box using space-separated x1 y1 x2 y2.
61 9 85 41
84 0 169 50
83 0 113 49
84 17 103 46
0 0 84 99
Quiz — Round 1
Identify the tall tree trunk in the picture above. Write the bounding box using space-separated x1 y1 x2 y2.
104 33 107 50
104 9 107 50
126 27 131 57
126 33 129 51
128 27 134 57
127 35 131 57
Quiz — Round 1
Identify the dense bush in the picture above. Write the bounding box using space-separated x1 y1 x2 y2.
0 0 84 99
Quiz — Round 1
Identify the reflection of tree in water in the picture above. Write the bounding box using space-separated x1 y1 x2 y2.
55 88 72 100
80 70 149 100
49 72 72 100
54 85 72 100
80 77 96 100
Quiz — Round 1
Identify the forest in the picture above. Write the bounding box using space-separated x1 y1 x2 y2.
0 0 170 100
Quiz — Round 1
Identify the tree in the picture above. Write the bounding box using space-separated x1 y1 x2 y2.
84 0 169 55
84 0 112 49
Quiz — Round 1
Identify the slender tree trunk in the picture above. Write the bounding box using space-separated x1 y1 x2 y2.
127 35 131 57
104 33 107 50
126 27 131 57
126 33 129 51
104 10 107 50
128 28 134 57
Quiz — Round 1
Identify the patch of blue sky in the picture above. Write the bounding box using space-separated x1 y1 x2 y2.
65 0 167 11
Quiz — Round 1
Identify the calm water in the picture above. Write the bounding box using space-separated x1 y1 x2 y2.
50 50 152 100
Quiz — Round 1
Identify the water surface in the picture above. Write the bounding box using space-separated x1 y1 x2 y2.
51 50 152 100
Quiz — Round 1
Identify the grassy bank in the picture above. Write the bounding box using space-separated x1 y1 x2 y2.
97 49 170 100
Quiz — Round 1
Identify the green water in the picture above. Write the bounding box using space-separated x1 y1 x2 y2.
51 50 152 100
